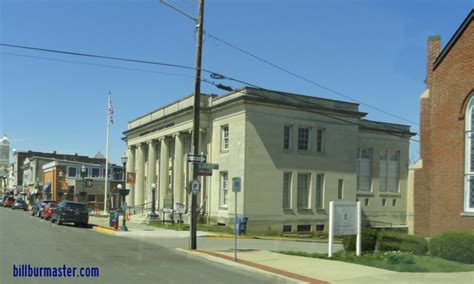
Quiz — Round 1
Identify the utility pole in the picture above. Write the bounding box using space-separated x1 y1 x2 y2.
190 0 204 250
160 0 204 250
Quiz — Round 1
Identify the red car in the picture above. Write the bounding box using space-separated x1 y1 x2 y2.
40 203 57 220
3 197 15 207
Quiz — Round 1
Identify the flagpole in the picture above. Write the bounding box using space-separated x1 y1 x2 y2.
104 92 111 215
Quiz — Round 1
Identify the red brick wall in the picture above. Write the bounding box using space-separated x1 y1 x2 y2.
415 18 474 236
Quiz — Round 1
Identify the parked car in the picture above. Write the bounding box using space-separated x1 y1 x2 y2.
3 197 15 208
51 201 88 227
40 202 57 220
0 196 4 207
12 199 28 211
31 200 54 217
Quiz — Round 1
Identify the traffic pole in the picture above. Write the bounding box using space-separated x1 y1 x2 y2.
190 0 204 250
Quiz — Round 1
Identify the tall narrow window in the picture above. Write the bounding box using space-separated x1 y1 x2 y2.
380 150 400 192
316 128 325 153
221 125 229 152
298 127 310 151
316 174 325 209
465 96 474 212
297 173 310 209
220 172 228 207
337 179 344 199
283 125 292 150
357 148 372 191
282 172 292 209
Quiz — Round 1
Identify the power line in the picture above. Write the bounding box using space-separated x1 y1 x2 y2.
0 42 417 142
0 43 198 72
0 43 253 88
0 52 195 79
204 32 420 129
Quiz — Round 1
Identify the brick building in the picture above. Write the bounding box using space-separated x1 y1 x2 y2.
414 10 474 236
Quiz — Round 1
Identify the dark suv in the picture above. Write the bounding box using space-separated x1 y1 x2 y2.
51 201 88 227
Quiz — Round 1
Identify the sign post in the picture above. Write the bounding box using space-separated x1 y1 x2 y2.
328 201 361 257
232 177 241 262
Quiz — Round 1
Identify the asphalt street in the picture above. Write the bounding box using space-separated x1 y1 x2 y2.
0 207 273 284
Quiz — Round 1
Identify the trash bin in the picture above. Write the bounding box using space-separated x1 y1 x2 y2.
239 217 248 235
109 211 118 227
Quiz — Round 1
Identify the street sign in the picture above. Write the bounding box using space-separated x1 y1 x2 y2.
199 163 219 170
232 177 241 193
187 154 206 163
190 180 201 195
197 169 213 177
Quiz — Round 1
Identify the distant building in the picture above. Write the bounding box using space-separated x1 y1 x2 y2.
414 10 474 236
0 134 10 192
123 87 414 233
41 160 123 210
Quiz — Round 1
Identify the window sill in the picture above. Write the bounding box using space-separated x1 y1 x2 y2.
283 208 295 215
356 191 374 196
218 206 228 210
379 192 401 198
220 150 229 154
461 212 474 217
296 208 314 215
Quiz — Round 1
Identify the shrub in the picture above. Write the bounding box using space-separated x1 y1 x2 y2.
429 231 474 264
376 231 428 255
342 228 377 252
376 231 403 252
400 235 428 255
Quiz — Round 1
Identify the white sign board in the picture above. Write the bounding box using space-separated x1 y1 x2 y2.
333 202 358 236
328 201 361 257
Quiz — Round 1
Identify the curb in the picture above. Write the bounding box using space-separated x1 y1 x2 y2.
176 249 304 283
203 234 253 239
176 248 327 284
93 225 117 235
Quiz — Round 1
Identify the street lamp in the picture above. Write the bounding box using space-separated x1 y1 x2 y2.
35 177 40 200
57 171 63 201
80 165 87 203
151 183 157 217
119 154 129 231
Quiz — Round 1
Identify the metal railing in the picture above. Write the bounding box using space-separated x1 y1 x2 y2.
126 202 152 216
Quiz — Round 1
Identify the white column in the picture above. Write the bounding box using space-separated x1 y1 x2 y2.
135 143 145 207
159 137 169 209
173 133 184 205
125 146 135 206
147 140 157 209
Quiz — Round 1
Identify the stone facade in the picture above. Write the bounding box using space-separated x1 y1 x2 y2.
124 87 413 233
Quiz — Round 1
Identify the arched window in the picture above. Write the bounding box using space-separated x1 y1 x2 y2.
464 96 474 212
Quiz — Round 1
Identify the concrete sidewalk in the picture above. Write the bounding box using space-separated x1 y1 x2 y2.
89 215 215 238
179 250 474 284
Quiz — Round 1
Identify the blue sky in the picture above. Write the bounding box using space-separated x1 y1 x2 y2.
0 0 473 164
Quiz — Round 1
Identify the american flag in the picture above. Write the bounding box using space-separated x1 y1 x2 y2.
108 93 113 124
